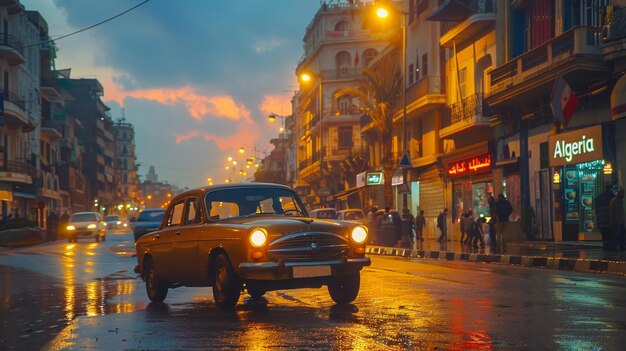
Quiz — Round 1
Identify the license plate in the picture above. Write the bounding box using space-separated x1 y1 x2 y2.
293 265 331 278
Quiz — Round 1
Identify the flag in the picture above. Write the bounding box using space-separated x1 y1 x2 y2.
550 76 579 127
354 49 359 66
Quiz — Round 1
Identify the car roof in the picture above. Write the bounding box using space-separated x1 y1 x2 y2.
72 212 98 215
338 209 363 213
173 182 294 199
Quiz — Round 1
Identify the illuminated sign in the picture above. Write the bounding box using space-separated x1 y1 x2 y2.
447 153 491 178
548 125 602 167
366 172 383 185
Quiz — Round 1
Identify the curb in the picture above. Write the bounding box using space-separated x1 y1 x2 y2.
365 246 626 276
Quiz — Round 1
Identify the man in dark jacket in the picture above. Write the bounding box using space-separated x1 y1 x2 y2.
494 194 512 253
437 209 448 242
595 185 615 251
609 189 625 251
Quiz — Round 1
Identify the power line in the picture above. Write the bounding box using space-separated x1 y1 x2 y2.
18 0 151 50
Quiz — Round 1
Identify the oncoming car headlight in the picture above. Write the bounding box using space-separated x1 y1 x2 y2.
66 225 76 231
350 226 367 244
249 229 268 248
87 224 97 229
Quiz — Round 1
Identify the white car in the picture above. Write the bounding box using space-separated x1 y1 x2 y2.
66 212 107 242
104 214 128 229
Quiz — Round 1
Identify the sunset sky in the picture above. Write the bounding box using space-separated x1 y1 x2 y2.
22 0 320 188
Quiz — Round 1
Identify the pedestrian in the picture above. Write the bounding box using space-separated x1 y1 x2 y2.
494 193 513 252
609 189 625 251
415 209 425 242
595 185 615 251
366 207 379 245
437 208 448 242
459 210 469 244
468 216 486 249
487 192 496 247
401 208 415 245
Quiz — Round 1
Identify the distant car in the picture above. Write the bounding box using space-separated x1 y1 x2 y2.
336 209 366 223
66 212 106 242
133 208 165 241
309 207 337 219
104 214 128 229
134 183 370 309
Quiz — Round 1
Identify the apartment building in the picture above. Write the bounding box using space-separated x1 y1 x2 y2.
294 1 391 209
113 118 139 214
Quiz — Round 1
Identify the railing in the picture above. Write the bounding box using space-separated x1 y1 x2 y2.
320 68 362 81
0 33 24 56
439 0 496 36
0 89 25 110
490 26 603 93
406 76 443 103
450 93 492 124
0 160 37 178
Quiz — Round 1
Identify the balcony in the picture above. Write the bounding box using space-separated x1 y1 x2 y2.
0 33 25 65
398 76 446 122
487 26 609 107
320 68 362 81
428 0 496 48
41 119 63 140
0 160 37 184
440 93 492 138
1 90 29 129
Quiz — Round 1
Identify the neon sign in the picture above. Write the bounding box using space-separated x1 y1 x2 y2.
447 154 491 177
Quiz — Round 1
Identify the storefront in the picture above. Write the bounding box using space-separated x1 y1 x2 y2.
548 125 611 241
446 153 493 222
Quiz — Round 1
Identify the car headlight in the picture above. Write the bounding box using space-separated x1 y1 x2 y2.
350 225 367 244
249 229 268 248
87 224 97 229
66 225 75 231
116 221 121 225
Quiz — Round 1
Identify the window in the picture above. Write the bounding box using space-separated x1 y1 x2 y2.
338 126 353 148
336 51 352 77
334 20 350 31
338 95 351 115
408 64 414 85
422 53 428 77
415 49 420 81
458 67 467 99
166 201 184 227
185 197 201 224
362 48 378 66
205 187 305 220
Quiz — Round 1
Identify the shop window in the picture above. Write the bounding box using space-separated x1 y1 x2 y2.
338 126 353 148
563 160 604 234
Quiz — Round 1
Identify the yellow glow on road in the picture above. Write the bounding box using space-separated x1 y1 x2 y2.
65 244 75 250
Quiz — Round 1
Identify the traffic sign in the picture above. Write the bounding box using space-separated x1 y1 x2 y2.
399 151 411 168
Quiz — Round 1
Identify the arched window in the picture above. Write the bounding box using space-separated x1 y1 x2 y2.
362 48 378 67
337 95 352 115
335 51 352 78
334 20 350 31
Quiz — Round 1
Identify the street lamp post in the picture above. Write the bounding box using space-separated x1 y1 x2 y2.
377 2 409 210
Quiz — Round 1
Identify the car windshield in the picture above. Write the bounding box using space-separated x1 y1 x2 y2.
138 210 165 222
70 213 98 222
104 215 119 221
205 187 307 221
314 210 336 219
344 211 364 220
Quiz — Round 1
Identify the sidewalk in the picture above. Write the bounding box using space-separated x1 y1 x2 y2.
366 239 626 276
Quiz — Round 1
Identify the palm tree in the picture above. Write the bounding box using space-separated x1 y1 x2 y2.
334 55 402 207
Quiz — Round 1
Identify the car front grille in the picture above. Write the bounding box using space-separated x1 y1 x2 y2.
267 232 349 262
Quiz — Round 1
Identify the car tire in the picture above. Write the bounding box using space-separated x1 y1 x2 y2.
145 258 168 302
246 282 267 299
212 253 241 309
328 273 360 305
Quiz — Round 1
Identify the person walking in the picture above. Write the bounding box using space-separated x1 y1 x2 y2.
437 208 448 242
609 189 625 251
366 207 379 245
468 216 486 249
487 192 496 247
595 185 615 251
415 209 425 242
401 208 415 245
494 193 513 252
459 210 470 244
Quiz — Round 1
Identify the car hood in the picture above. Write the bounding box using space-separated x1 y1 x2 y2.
224 217 359 238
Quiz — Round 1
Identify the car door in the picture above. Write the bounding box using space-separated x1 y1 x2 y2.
173 196 204 283
151 200 185 281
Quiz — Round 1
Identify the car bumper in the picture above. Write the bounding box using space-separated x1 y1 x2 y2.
237 257 371 280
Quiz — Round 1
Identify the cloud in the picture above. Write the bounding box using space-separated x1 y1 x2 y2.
259 94 292 117
254 37 286 54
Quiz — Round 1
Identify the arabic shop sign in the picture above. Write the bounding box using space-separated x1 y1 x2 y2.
548 125 602 167
366 171 383 185
447 153 491 178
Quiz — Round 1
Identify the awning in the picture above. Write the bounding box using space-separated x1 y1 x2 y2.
334 187 361 201
13 191 36 199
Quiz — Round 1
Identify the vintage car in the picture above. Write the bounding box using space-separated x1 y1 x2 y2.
134 183 370 309
65 212 107 242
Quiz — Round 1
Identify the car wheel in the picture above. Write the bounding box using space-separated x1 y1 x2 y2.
212 253 241 309
145 258 168 302
246 282 267 299
328 273 360 305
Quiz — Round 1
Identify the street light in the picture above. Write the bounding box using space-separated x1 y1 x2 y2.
269 113 289 183
376 1 409 209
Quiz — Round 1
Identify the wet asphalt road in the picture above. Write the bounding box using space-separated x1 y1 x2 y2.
1 230 625 350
